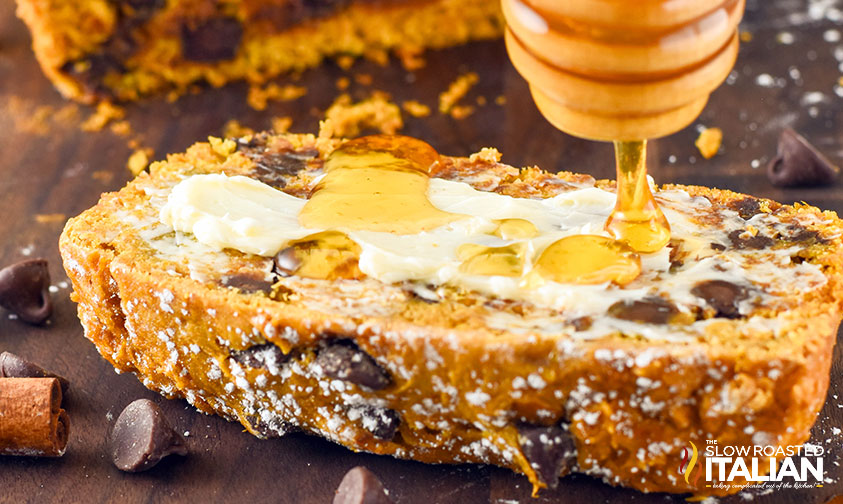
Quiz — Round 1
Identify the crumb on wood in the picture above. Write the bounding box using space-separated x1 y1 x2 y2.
92 170 115 184
364 48 389 66
740 30 753 42
402 100 431 118
396 46 426 71
110 120 132 137
127 148 154 176
81 102 126 132
336 77 351 91
695 127 723 159
439 72 479 115
320 92 403 138
336 55 356 70
247 83 307 111
355 73 373 86
495 95 507 106
271 116 293 133
35 213 66 224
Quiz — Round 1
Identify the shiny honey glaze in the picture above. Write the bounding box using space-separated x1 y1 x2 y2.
604 140 671 253
298 135 465 233
289 135 648 285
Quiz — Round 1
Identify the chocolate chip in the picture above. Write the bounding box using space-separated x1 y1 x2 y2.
728 197 764 220
230 343 290 374
691 280 748 319
517 423 577 489
0 259 52 324
767 128 839 187
0 352 69 396
316 342 390 390
245 414 296 439
353 406 400 440
110 399 187 472
254 150 318 187
710 242 726 251
608 297 678 324
728 229 774 250
333 466 394 504
220 272 274 294
181 17 243 62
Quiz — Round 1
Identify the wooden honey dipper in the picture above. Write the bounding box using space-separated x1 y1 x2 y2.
503 0 744 254
503 0 743 141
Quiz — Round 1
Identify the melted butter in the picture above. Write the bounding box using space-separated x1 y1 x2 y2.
604 140 671 253
298 135 465 234
458 243 527 277
528 235 641 286
491 218 539 240
275 231 363 280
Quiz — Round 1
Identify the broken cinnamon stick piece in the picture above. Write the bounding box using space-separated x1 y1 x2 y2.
0 378 70 457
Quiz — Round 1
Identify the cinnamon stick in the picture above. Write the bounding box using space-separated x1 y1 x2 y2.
0 377 69 456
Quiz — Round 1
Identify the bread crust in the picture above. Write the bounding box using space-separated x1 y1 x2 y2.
59 132 843 496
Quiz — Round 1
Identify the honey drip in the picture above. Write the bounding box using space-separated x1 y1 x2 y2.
604 140 671 253
528 235 641 286
275 231 363 280
299 135 465 233
491 218 539 240
458 243 527 277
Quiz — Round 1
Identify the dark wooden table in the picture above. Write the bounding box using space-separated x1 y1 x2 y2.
2 0 843 502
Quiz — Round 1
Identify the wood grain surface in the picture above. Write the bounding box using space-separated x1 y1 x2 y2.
2 0 843 502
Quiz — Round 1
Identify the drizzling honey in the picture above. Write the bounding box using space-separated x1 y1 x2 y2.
458 243 527 277
293 134 649 287
299 135 465 233
275 230 363 280
604 140 671 253
527 235 641 286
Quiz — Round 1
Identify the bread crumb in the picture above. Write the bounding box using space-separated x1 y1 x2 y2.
4 97 79 136
35 213 66 224
364 48 389 66
740 30 753 42
127 148 154 176
223 120 255 138
209 137 237 158
247 83 307 111
695 127 723 159
450 104 475 119
476 96 487 106
336 77 350 91
81 102 125 131
396 46 426 71
92 170 114 184
336 55 356 70
321 93 403 138
402 100 431 118
354 73 373 86
469 147 502 164
439 72 479 115
109 120 132 137
495 95 507 106
271 116 293 133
